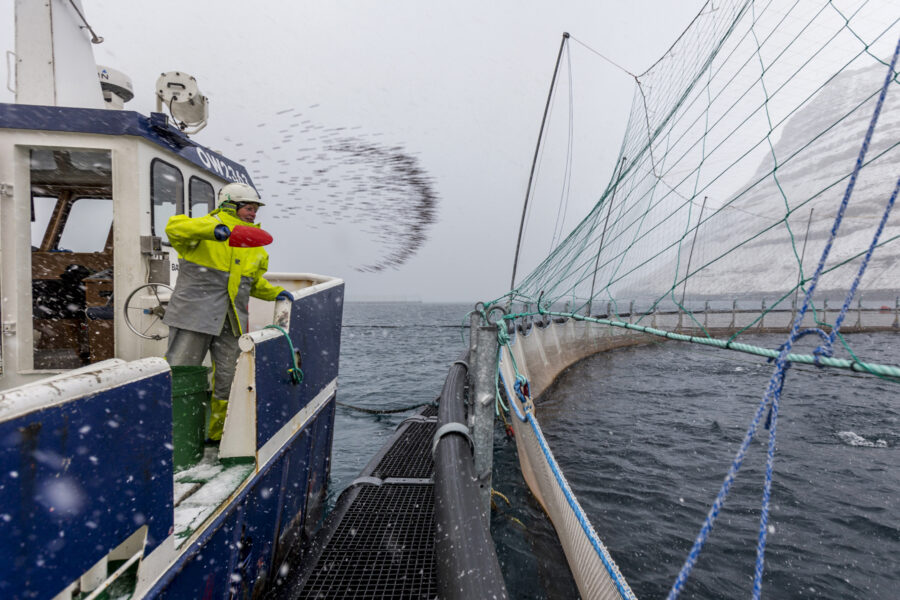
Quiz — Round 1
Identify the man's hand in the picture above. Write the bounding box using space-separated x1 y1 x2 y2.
214 224 231 241
276 291 294 302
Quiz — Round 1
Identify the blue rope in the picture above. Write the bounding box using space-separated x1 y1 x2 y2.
498 369 527 422
754 369 782 598
513 377 531 405
826 175 900 347
498 351 636 598
668 34 900 600
526 411 637 599
665 373 776 599
497 329 531 422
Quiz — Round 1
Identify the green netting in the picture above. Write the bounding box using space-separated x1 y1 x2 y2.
493 0 900 371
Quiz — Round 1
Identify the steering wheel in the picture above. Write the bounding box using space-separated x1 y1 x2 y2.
123 283 174 340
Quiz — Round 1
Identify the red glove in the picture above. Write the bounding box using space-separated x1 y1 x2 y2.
228 225 273 247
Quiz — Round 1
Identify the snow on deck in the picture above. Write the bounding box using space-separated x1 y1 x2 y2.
173 448 254 547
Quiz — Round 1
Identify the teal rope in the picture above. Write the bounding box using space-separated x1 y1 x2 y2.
263 324 304 385
509 312 900 379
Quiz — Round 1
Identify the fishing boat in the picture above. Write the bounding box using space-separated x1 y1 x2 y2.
0 1 343 598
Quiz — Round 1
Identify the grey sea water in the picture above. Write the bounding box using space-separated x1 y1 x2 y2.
329 302 472 496
332 302 899 599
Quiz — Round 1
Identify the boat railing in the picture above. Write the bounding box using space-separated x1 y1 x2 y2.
221 275 343 464
247 272 340 333
521 295 900 335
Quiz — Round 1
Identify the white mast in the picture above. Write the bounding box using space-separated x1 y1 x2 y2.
13 0 105 108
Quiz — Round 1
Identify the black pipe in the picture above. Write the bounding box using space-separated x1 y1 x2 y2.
434 358 508 600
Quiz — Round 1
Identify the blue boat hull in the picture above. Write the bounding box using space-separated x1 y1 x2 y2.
0 282 344 599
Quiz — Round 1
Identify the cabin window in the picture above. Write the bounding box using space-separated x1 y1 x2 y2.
30 196 56 249
189 176 215 216
29 148 114 370
31 195 113 252
59 198 114 252
151 159 184 244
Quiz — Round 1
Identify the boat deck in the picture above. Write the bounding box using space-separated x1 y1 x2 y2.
173 449 254 547
268 404 439 599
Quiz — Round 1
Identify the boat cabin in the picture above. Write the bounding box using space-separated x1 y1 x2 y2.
0 104 261 388
0 4 344 597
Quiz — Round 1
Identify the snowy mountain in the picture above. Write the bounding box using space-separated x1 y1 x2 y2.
678 59 900 298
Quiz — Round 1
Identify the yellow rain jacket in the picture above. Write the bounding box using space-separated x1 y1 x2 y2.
163 206 284 336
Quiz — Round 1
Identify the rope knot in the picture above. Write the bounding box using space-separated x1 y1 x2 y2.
767 342 789 364
812 343 834 367
497 321 511 346
513 375 531 408
536 291 547 315
793 327 832 367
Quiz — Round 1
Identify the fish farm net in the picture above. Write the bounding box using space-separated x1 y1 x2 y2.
488 1 900 598
502 0 900 345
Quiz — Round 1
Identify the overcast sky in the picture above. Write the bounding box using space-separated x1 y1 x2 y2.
2 0 706 302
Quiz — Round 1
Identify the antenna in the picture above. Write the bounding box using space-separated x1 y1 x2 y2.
155 71 209 135
97 66 133 109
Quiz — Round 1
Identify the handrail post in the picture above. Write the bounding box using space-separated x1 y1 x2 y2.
468 312 499 520
857 295 863 329
272 296 292 329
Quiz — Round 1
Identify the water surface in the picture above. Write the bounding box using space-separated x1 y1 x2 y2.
332 303 899 598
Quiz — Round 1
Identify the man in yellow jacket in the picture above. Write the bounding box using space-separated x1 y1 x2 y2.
163 182 293 441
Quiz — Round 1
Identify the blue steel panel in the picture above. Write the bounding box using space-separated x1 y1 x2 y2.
274 430 311 556
0 373 173 600
255 283 343 445
155 498 246 599
0 103 253 186
153 416 316 599
304 400 335 537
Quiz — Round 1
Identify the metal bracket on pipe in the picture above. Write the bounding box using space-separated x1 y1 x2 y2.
400 414 438 426
485 305 509 325
349 476 384 488
431 422 474 459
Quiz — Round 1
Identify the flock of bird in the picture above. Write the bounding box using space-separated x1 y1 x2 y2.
225 105 438 273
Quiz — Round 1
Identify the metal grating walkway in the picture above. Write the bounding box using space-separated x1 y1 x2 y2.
271 406 438 599
298 485 435 599
372 421 434 479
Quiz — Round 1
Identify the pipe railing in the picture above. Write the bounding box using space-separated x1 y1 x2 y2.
433 352 508 600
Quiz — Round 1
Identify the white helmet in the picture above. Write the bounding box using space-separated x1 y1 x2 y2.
218 182 265 207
